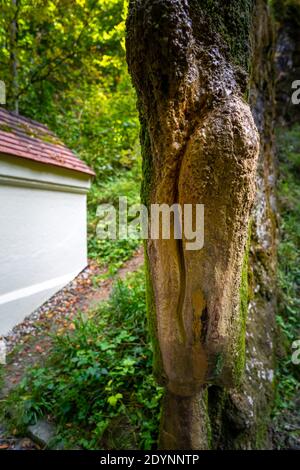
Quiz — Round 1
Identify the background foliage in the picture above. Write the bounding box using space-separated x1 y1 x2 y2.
0 0 141 266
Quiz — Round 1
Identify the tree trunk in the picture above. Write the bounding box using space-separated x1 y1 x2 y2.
126 0 277 449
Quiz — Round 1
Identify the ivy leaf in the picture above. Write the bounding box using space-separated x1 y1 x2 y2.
107 393 123 407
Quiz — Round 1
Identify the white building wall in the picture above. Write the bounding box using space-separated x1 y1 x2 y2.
0 155 91 335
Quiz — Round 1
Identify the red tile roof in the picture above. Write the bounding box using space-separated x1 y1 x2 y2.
0 108 95 176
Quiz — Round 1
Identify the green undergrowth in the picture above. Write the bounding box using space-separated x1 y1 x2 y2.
274 125 300 413
87 161 142 274
1 270 163 450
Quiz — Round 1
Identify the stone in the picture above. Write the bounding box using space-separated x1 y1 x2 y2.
27 420 56 448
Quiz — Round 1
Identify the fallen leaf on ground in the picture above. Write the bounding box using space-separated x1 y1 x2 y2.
0 443 9 449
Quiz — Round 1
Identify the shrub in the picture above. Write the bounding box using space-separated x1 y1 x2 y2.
4 271 163 450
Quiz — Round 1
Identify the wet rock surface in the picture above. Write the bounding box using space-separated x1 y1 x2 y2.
27 420 57 448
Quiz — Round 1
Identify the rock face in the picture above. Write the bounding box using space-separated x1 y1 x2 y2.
126 0 277 449
27 420 56 448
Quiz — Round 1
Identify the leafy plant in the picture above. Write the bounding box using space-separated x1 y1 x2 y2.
0 0 141 267
2 271 163 450
274 126 300 413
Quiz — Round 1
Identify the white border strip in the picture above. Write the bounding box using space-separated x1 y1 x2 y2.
0 174 89 194
0 270 80 306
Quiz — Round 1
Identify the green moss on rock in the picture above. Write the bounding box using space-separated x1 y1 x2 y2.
234 223 252 383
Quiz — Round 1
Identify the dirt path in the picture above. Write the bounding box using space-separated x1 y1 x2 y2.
0 248 144 449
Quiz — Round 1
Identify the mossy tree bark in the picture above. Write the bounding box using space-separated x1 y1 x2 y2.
126 0 277 449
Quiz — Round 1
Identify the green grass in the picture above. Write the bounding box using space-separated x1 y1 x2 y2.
274 125 300 413
1 270 163 450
